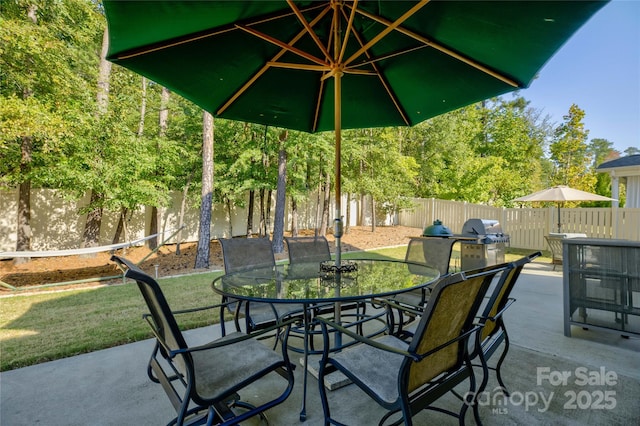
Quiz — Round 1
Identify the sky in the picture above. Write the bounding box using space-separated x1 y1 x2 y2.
514 0 639 155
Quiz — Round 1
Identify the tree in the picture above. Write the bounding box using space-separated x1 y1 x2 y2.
195 112 214 269
82 26 112 249
624 147 640 156
344 128 419 229
549 104 596 191
0 0 103 257
587 138 618 204
272 130 288 253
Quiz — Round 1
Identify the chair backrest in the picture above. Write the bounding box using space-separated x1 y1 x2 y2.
478 252 541 343
404 264 506 392
111 255 189 370
285 236 331 265
219 237 276 273
405 237 457 275
544 235 564 263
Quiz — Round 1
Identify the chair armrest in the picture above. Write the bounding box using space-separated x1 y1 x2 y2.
478 298 516 323
142 299 234 322
170 301 230 316
316 317 418 360
166 317 297 358
412 324 483 361
378 298 424 316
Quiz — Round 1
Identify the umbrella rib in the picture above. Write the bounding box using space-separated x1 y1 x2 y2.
347 45 428 69
286 0 332 64
352 6 521 88
268 62 329 72
217 9 331 116
338 0 359 64
110 4 327 60
313 78 326 132
340 8 410 126
343 0 430 67
237 25 328 67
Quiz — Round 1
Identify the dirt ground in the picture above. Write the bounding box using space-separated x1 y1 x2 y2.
0 226 421 291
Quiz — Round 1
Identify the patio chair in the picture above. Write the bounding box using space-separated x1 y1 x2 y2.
544 234 564 270
387 237 459 336
111 255 295 426
472 252 541 400
218 237 306 337
316 263 507 426
392 252 541 423
284 235 332 264
285 235 365 324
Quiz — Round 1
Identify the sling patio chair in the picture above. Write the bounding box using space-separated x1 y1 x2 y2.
111 255 296 426
471 253 541 396
285 235 366 318
284 235 381 350
218 237 306 337
316 263 508 426
387 236 459 337
391 252 541 424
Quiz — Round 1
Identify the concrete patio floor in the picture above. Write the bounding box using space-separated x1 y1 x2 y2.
1 263 639 425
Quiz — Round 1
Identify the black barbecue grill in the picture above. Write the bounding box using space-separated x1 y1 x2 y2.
421 218 510 271
457 219 510 270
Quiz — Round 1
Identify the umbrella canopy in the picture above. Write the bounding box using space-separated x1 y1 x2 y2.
103 0 608 258
513 185 616 232
513 185 616 203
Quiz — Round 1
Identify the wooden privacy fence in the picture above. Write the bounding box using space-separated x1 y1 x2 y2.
1 190 638 253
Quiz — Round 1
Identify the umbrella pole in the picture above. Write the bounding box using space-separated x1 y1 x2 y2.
333 69 343 267
557 203 561 233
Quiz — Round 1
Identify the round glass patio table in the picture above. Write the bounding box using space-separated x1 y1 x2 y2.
212 258 439 422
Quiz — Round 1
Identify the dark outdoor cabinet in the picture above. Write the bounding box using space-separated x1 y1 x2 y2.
563 238 640 338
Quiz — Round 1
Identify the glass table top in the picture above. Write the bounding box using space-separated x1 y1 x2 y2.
212 258 439 303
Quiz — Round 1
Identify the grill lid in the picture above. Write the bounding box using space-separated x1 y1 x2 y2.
460 219 509 243
461 219 503 236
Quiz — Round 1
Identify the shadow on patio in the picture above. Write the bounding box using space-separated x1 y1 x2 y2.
1 263 638 425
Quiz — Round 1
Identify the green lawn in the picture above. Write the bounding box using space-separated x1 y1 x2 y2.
0 246 546 371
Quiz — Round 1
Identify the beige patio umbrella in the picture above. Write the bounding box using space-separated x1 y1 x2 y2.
513 185 616 232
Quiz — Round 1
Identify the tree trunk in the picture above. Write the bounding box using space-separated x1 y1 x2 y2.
149 87 171 249
258 189 265 237
272 132 287 253
195 112 214 269
96 28 112 116
319 170 330 236
291 197 298 237
15 178 31 265
159 87 170 136
225 198 234 237
371 196 376 232
247 190 255 237
176 175 192 255
82 190 104 248
315 168 322 237
14 4 38 263
149 207 159 249
345 193 350 234
112 207 129 244
265 189 273 235
81 26 111 250
137 77 147 137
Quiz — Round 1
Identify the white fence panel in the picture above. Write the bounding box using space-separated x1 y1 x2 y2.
618 208 640 241
2 189 638 253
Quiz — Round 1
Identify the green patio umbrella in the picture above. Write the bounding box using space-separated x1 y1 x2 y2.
103 0 608 261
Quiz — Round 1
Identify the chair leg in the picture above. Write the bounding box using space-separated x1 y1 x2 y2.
219 302 227 336
459 355 482 426
494 330 511 396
